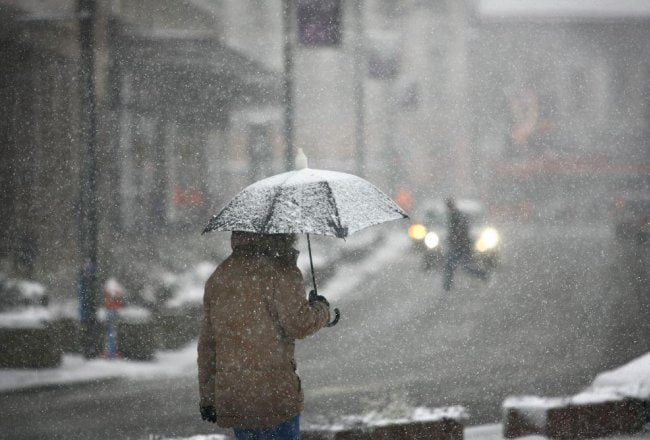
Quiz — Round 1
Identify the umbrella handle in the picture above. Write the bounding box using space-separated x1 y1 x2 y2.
326 307 340 327
306 234 339 328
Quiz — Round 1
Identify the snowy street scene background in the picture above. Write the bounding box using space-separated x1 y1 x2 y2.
1 0 649 439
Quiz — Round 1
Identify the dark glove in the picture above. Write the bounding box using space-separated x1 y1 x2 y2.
200 405 217 423
309 289 329 307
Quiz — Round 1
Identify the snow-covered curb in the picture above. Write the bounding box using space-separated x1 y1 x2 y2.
306 405 468 431
503 352 650 438
0 307 55 329
504 351 650 411
466 423 650 440
155 436 227 440
0 342 199 392
303 405 467 440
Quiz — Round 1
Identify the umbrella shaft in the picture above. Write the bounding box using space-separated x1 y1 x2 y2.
307 234 318 295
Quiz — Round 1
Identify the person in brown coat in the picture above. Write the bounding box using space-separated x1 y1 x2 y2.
197 231 330 439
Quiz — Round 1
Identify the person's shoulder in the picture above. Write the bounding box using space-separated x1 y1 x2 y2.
205 256 235 284
263 256 300 278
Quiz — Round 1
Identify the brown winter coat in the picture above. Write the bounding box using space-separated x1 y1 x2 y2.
197 232 330 428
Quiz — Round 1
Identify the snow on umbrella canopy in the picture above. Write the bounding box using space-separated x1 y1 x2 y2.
202 168 408 238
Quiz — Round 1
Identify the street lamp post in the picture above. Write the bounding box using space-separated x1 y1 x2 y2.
78 0 101 358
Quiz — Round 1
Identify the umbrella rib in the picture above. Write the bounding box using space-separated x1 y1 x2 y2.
261 173 294 233
322 181 347 238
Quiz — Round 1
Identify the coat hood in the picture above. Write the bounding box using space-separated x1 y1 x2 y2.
231 232 298 263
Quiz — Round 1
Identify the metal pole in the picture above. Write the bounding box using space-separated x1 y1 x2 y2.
78 0 101 358
283 0 295 171
353 0 366 177
306 233 318 295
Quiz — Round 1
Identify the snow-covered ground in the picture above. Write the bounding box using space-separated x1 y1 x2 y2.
0 227 403 392
1 227 648 439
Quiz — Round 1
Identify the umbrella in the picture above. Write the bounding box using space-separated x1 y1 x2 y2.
203 149 408 326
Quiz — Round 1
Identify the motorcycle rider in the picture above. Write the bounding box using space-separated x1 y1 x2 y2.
443 197 487 290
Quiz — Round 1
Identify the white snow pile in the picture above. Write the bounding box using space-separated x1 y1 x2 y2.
153 435 227 440
9 279 46 301
0 277 53 329
591 352 650 401
307 404 468 432
503 352 650 429
49 300 79 319
0 306 54 329
96 306 152 324
160 262 216 309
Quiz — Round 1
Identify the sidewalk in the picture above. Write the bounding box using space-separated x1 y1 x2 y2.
150 423 650 440
0 342 197 392
465 423 650 439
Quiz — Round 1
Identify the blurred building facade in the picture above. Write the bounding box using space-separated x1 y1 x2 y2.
0 0 283 297
471 0 650 222
1 0 648 298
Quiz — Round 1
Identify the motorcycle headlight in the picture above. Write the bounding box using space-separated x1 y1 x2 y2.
424 232 439 249
476 227 500 252
408 224 427 240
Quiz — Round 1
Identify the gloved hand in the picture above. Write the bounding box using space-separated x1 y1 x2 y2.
309 289 329 307
200 405 217 423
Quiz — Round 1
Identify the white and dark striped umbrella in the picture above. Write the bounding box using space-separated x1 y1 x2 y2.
203 168 407 238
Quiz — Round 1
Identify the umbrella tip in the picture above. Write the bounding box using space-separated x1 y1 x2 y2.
295 148 308 170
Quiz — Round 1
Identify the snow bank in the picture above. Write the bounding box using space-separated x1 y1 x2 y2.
0 342 198 392
49 300 79 319
351 405 468 428
504 351 650 410
96 306 152 324
503 352 650 435
306 405 468 432
0 307 54 329
12 280 46 301
155 435 227 440
591 352 650 400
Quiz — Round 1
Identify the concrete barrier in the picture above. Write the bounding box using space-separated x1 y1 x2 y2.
115 306 155 360
503 395 646 439
546 399 645 439
0 325 61 368
303 406 467 440
503 406 540 438
51 317 82 353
